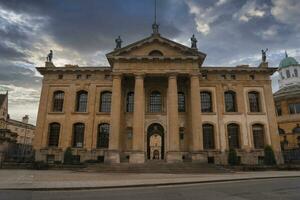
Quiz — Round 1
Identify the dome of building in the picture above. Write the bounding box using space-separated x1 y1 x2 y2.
279 52 299 68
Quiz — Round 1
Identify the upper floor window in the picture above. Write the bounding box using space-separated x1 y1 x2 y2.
48 123 60 147
224 91 237 112
100 91 112 112
227 123 240 149
248 91 261 112
203 124 215 149
52 91 64 112
97 123 110 148
249 75 255 80
149 91 162 112
289 103 300 114
179 127 184 140
286 70 291 78
76 91 88 112
276 104 282 116
252 124 265 149
200 91 213 112
294 69 298 77
178 92 185 112
126 92 134 112
149 50 163 57
72 123 85 148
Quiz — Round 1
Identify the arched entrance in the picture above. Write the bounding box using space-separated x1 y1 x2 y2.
147 123 164 160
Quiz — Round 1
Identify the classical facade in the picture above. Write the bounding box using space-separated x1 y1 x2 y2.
274 53 300 150
34 28 282 165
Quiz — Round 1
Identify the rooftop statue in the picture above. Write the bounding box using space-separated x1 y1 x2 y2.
191 34 197 49
46 50 53 62
262 48 268 63
115 36 122 49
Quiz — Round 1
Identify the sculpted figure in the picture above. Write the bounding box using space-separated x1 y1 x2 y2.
115 36 122 49
191 34 197 49
262 48 268 63
47 50 53 62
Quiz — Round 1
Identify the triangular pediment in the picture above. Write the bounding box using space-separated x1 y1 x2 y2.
106 34 206 66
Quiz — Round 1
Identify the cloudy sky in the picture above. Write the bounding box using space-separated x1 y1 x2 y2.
0 0 299 124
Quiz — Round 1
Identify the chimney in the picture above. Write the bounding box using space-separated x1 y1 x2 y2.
22 115 29 124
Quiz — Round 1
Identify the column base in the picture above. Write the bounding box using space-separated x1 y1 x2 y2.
166 151 182 163
129 151 145 164
105 150 120 164
191 152 207 163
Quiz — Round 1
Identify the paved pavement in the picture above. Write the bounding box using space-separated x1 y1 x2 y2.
0 170 300 190
0 177 299 200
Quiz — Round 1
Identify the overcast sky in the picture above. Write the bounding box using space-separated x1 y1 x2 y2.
0 0 299 124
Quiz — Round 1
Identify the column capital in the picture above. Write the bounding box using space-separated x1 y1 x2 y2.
189 72 201 78
167 72 178 79
111 72 123 79
134 73 145 79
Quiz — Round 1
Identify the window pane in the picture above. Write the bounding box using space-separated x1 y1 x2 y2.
248 92 260 112
201 92 212 112
76 91 88 112
149 91 162 112
228 124 240 149
100 92 112 112
225 91 237 112
73 123 84 148
253 124 264 149
53 91 64 112
178 92 185 112
126 92 134 112
203 124 215 149
48 123 60 147
97 124 110 148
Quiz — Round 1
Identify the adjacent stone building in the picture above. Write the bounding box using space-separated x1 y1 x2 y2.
274 53 300 150
34 27 282 165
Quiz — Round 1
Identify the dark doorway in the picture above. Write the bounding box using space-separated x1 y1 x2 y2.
147 123 164 160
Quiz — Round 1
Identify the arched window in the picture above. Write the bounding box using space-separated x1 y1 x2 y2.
100 91 112 112
178 92 185 112
73 123 85 148
294 69 298 77
126 92 134 112
203 124 215 149
149 50 163 57
286 70 291 78
48 123 60 147
248 91 261 112
227 123 240 149
97 123 110 148
200 91 213 112
149 91 162 112
252 124 265 149
76 91 88 112
52 91 64 112
224 91 237 112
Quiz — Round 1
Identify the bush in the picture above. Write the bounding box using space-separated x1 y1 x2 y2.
228 148 239 166
32 161 49 170
63 147 73 165
264 145 276 166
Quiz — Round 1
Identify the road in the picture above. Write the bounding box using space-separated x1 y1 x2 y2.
0 177 299 200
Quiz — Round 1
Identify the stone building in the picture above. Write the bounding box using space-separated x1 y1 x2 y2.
34 26 282 165
0 92 8 129
274 53 300 150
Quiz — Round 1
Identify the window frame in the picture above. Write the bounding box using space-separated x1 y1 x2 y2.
72 123 85 148
126 91 134 113
149 91 163 113
252 124 265 149
203 123 215 150
99 91 112 113
97 123 110 148
224 90 237 112
248 91 261 113
200 91 213 113
48 123 60 147
76 91 88 112
52 91 65 112
227 123 240 149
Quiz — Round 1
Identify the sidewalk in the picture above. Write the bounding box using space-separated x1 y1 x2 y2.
0 170 300 190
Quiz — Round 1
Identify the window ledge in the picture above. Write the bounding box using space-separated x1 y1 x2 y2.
223 112 242 115
48 112 65 115
201 112 217 115
146 112 167 115
96 112 111 115
247 112 266 115
71 112 90 115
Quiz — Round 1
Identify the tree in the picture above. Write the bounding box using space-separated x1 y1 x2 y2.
264 145 276 165
228 148 239 166
63 147 73 165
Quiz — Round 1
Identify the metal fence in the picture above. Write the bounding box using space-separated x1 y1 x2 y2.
283 149 300 163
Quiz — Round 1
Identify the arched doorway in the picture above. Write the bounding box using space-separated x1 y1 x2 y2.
147 123 164 160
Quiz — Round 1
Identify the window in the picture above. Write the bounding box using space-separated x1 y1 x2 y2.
230 74 236 80
97 123 110 148
248 91 261 112
127 128 133 139
294 69 298 77
179 127 184 140
278 127 285 135
249 75 255 80
76 91 88 112
221 74 226 79
86 74 91 79
58 74 63 79
202 74 207 80
203 124 215 149
149 50 163 56
276 104 282 116
149 91 162 112
201 91 213 112
292 124 300 134
52 91 64 112
252 124 265 149
286 70 291 78
227 123 240 149
76 74 82 79
224 91 237 112
100 91 112 112
289 103 300 114
126 92 134 112
72 123 85 148
48 123 60 147
178 92 185 112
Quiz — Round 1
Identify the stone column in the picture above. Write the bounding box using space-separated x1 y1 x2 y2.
130 74 145 163
190 73 205 162
105 73 122 163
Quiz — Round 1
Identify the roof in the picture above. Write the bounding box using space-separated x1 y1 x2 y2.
274 84 300 101
0 93 7 108
36 66 111 75
7 119 35 129
279 53 299 69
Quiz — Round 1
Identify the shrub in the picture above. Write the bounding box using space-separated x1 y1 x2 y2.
228 148 239 166
264 145 277 166
63 147 73 165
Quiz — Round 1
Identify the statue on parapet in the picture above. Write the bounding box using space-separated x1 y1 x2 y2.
115 36 122 49
46 50 53 62
262 48 268 63
191 34 197 49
